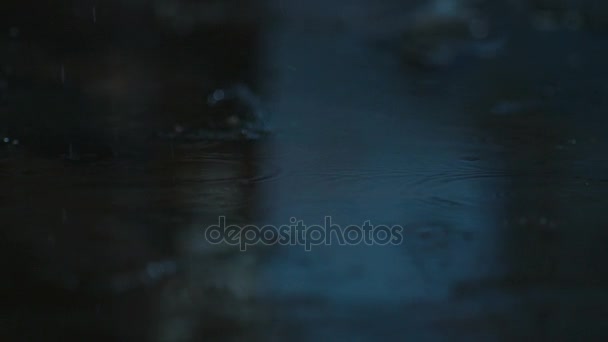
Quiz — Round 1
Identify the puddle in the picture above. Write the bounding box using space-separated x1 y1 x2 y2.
2 0 608 341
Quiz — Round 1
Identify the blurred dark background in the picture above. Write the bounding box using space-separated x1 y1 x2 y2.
1 0 608 341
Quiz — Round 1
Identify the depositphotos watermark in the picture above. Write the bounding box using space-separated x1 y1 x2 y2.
204 216 404 251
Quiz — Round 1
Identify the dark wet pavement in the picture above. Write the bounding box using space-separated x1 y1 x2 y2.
2 1 608 341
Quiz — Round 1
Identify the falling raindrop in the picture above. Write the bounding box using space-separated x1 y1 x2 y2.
92 7 97 23
60 64 66 84
68 143 74 160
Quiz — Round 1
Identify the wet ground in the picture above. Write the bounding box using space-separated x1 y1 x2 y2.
2 1 608 341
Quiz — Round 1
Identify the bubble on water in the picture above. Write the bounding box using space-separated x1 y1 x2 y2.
208 89 225 105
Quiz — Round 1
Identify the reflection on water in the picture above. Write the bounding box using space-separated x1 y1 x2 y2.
1 141 274 340
2 0 608 341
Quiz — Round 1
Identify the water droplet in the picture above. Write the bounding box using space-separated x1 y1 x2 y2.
12 139 19 145
3 137 9 143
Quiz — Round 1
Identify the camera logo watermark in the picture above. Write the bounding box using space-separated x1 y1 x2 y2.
204 216 404 251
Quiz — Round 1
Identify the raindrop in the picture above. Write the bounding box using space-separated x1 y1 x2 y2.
92 7 97 23
68 143 75 160
60 64 66 84
3 137 9 143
